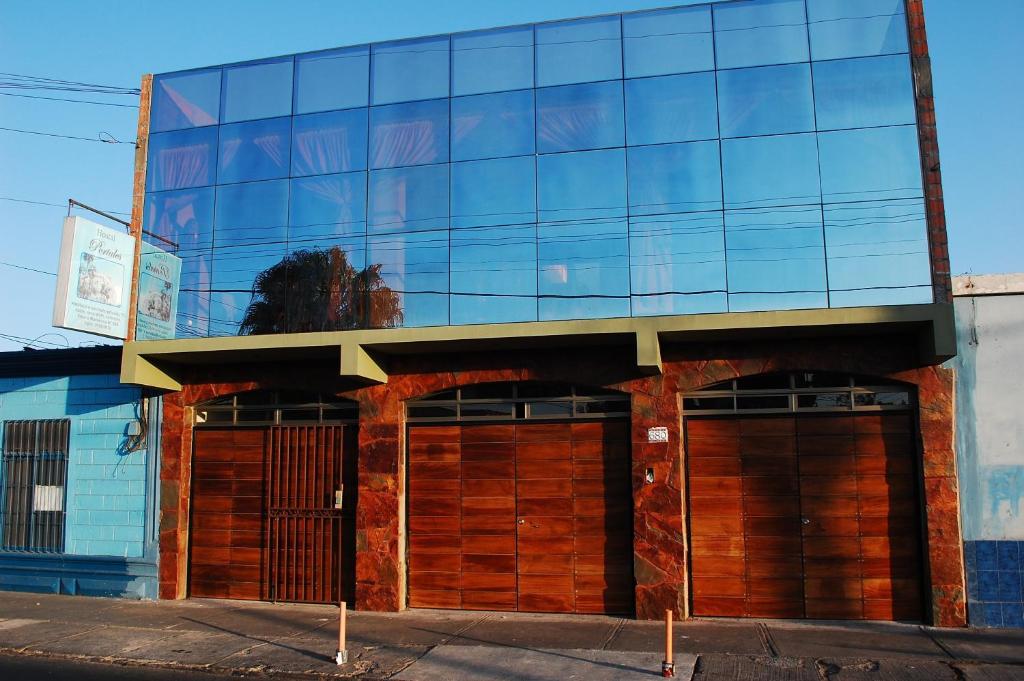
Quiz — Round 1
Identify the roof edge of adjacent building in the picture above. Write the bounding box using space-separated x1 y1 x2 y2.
952 273 1024 297
0 345 123 378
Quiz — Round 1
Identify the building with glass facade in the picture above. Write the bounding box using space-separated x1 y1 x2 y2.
123 0 967 626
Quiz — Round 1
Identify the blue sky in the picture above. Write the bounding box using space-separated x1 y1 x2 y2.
0 0 1020 351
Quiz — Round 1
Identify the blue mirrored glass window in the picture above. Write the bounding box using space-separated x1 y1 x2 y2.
722 133 821 209
538 148 627 223
726 205 828 311
628 141 722 216
214 179 289 246
813 55 915 131
452 89 534 161
210 242 287 336
175 253 211 338
291 108 368 177
369 98 448 169
539 217 630 321
294 47 369 114
818 125 922 203
625 72 718 146
289 172 367 243
146 126 218 192
538 148 629 320
537 81 624 154
536 16 622 87
368 163 449 234
151 69 221 133
451 156 536 229
451 224 538 325
629 212 727 316
366 230 449 327
217 117 291 184
452 27 533 96
372 37 449 105
144 187 214 253
824 198 931 307
222 58 293 123
718 63 814 138
145 1 932 336
623 6 714 78
714 0 809 69
807 0 908 61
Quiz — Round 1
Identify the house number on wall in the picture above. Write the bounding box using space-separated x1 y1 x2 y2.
647 426 669 443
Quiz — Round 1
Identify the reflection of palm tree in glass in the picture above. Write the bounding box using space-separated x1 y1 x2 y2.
239 246 402 335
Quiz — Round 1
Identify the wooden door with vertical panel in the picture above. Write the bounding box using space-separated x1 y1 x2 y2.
408 421 632 614
189 428 267 600
687 413 923 621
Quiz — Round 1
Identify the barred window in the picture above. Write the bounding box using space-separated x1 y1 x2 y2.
1 419 70 553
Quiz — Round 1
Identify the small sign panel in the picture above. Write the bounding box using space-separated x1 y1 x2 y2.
33 485 64 512
52 216 136 340
647 426 669 443
135 241 182 341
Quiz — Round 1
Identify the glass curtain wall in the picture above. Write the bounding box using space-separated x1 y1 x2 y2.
142 0 930 338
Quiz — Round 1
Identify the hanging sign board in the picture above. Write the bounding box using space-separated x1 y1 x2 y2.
52 216 136 340
135 241 182 341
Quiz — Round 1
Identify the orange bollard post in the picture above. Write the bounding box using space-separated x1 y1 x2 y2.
336 601 348 665
662 609 675 677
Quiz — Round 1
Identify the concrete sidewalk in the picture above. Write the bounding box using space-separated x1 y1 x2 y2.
0 592 1022 680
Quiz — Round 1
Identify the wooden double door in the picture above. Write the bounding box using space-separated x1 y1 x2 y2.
189 425 356 603
408 421 633 614
687 413 923 621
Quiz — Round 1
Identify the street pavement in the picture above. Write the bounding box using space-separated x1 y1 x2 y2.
0 591 1021 680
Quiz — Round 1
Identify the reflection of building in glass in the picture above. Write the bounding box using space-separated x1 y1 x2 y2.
125 1 969 630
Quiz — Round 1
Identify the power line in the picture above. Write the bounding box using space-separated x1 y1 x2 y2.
0 125 136 145
0 71 139 95
0 92 139 108
0 260 56 276
0 196 131 215
0 331 69 350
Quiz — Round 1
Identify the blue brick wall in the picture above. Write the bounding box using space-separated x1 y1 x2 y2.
0 374 147 558
965 540 1024 628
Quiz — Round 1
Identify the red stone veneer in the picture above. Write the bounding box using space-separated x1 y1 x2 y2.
907 0 952 304
156 334 965 626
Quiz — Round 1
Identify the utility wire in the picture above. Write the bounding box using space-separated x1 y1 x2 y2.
0 125 136 145
0 71 139 95
0 196 131 215
0 260 56 276
0 92 139 108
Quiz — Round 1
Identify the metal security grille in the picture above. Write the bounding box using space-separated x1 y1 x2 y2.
265 425 349 603
1 419 70 552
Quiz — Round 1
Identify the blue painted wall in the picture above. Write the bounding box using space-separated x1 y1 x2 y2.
0 372 159 599
950 287 1024 627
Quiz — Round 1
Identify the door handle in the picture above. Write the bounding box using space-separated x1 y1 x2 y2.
517 519 525 525
801 518 811 525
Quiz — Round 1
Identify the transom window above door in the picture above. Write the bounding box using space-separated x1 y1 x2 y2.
407 382 629 422
194 390 358 426
682 372 911 415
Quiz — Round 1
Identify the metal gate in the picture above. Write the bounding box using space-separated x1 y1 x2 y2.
265 425 348 603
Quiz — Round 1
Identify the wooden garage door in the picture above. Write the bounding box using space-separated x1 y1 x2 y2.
408 421 633 614
189 426 356 603
687 413 923 620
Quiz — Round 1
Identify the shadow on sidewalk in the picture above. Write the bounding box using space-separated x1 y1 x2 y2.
178 616 331 664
